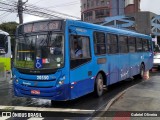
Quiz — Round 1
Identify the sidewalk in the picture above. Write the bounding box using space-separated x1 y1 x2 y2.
96 71 160 119
108 72 160 111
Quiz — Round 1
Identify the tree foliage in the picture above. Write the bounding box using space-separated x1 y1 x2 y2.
0 22 18 35
0 22 19 51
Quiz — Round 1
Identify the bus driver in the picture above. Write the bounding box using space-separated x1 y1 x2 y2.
74 41 82 58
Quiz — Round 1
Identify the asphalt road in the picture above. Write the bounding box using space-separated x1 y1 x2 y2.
0 70 158 120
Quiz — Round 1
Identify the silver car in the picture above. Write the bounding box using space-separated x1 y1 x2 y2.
153 53 160 69
153 45 160 70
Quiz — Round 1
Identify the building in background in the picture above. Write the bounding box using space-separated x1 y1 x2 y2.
102 12 156 34
81 0 160 44
124 0 140 14
81 0 140 24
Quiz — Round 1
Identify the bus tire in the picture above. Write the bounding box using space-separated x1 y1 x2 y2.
94 73 104 97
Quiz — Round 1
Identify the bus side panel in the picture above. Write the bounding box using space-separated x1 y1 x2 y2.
70 69 95 99
107 55 119 85
0 57 11 71
143 52 153 70
118 54 130 81
129 53 141 77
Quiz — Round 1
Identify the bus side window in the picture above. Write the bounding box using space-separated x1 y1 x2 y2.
136 38 143 52
142 39 149 52
119 35 128 53
128 37 136 53
94 32 106 55
70 35 91 69
106 34 118 54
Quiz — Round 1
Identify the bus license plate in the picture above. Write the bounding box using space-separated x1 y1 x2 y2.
31 90 40 95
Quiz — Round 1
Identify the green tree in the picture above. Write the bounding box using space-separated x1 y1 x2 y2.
0 22 19 53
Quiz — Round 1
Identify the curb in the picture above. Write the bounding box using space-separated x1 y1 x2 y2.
103 89 127 111
93 79 148 118
105 78 151 111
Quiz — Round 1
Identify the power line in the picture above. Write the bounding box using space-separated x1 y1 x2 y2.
14 14 18 21
24 3 80 19
47 1 79 8
0 12 12 22
0 11 8 16
0 0 80 23
32 0 45 5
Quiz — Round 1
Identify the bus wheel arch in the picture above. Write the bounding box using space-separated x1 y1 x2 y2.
94 71 106 97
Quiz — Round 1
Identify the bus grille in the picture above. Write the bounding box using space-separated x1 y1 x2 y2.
18 78 56 88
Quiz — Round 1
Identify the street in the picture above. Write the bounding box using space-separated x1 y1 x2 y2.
1 70 159 119
0 73 143 108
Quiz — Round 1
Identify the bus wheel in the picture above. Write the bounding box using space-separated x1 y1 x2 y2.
140 64 145 79
94 73 104 97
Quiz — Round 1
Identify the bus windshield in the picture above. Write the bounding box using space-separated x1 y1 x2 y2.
14 32 64 70
0 34 8 55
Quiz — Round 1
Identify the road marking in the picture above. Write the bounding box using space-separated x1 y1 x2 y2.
0 105 95 114
28 118 44 120
0 116 11 120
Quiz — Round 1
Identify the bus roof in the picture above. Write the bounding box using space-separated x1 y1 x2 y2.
18 19 151 39
66 19 151 39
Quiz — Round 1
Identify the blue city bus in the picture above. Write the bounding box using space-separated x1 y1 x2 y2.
12 19 153 102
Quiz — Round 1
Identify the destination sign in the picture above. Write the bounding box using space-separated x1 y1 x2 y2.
21 20 62 33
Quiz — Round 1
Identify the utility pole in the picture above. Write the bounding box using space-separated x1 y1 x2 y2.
17 0 28 24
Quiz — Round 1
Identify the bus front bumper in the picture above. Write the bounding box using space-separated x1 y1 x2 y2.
13 82 70 101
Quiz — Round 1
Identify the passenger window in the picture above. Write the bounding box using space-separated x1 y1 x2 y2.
94 32 106 55
128 37 136 53
143 39 149 51
70 35 91 69
136 38 143 52
106 34 118 54
118 35 128 53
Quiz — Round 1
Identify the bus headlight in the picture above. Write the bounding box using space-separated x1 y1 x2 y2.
58 80 64 85
13 75 16 79
13 75 19 83
58 76 65 85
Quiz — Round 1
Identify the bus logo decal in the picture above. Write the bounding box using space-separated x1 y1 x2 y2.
76 28 87 33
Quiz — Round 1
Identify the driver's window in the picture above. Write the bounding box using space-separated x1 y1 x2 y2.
70 35 91 59
70 35 91 69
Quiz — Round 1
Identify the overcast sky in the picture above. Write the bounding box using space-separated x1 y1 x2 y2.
0 0 160 23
